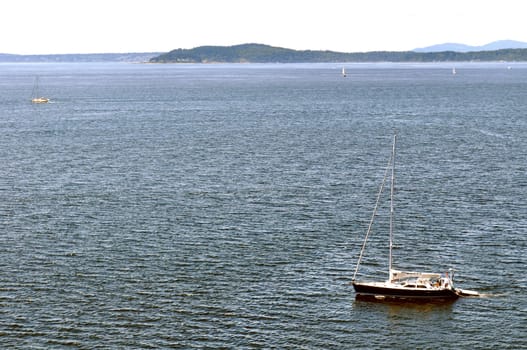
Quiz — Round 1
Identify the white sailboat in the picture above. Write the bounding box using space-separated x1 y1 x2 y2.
342 67 347 77
452 67 457 75
31 76 50 104
351 135 477 301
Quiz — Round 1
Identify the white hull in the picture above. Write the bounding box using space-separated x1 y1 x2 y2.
31 97 49 104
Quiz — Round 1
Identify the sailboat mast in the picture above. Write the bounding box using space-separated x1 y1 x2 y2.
32 76 39 98
389 134 396 278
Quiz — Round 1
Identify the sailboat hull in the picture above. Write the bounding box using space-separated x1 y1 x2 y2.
352 281 459 300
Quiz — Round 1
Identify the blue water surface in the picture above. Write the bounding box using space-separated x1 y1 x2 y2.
0 62 526 349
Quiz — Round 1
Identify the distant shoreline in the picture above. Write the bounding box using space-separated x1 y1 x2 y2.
0 52 161 63
3 44 527 63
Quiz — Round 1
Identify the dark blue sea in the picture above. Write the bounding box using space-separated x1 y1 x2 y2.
1 62 526 349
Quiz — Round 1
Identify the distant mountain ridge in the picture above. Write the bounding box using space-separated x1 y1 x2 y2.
414 40 527 52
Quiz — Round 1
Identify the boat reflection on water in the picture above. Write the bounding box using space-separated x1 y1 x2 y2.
354 293 459 306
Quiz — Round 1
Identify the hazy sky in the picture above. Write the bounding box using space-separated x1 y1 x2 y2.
2 0 525 54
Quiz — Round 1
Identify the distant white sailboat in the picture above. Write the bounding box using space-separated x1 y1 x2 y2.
452 67 457 75
342 67 347 77
31 76 50 104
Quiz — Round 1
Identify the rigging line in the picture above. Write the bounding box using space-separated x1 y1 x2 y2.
352 145 394 281
389 133 396 276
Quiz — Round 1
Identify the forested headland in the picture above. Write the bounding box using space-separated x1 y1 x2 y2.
150 43 527 63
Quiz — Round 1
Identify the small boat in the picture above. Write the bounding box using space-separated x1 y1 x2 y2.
452 67 457 75
342 67 347 77
31 97 49 104
351 135 468 301
31 76 50 104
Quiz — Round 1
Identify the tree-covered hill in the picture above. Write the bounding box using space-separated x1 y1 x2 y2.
150 43 527 63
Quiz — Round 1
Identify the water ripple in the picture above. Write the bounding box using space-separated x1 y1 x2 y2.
1 63 526 348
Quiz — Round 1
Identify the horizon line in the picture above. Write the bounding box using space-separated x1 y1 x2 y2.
3 39 527 56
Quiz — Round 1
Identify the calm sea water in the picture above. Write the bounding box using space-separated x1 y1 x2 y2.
1 62 526 349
